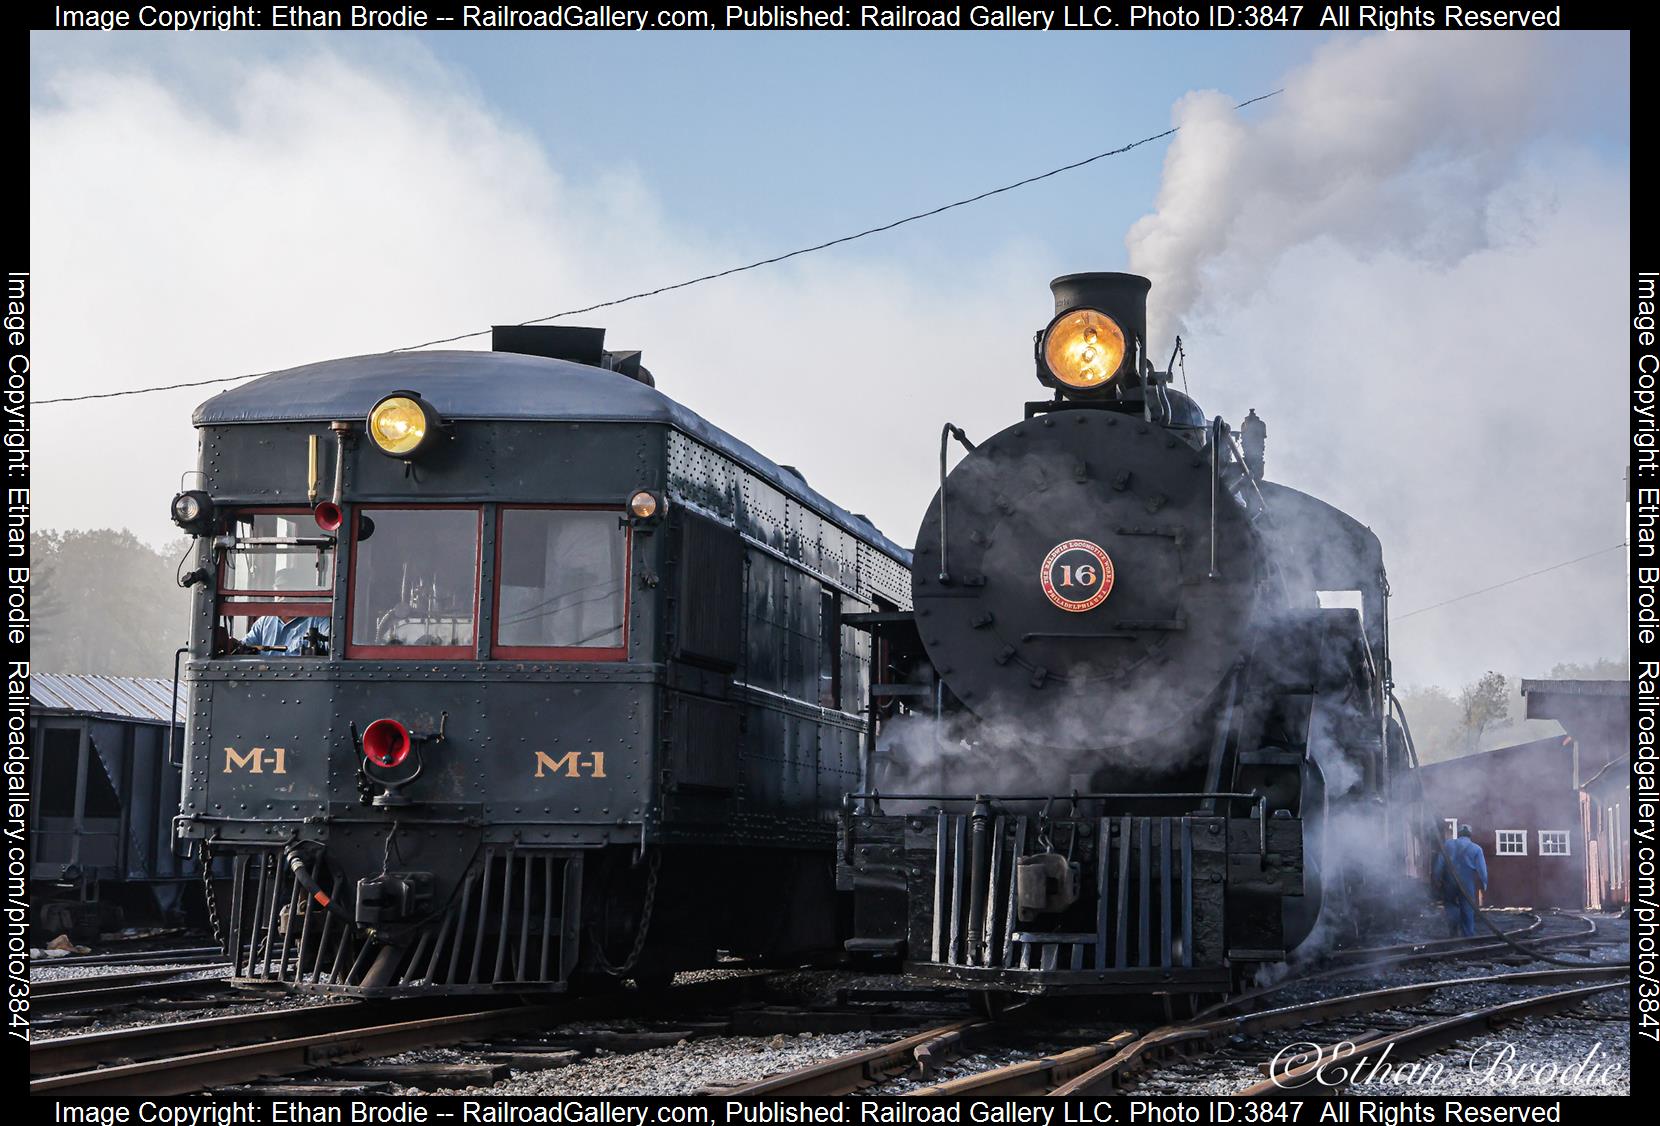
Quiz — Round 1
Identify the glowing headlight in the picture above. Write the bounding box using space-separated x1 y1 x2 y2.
367 392 440 458
1042 308 1126 391
628 490 662 520
170 490 214 535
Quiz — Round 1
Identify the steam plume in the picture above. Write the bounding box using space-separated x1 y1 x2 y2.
1128 33 1548 341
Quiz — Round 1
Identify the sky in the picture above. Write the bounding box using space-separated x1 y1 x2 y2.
29 29 1631 690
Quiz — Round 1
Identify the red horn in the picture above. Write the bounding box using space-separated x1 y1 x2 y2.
362 719 411 769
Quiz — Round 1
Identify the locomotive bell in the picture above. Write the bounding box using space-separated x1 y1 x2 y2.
1037 272 1151 397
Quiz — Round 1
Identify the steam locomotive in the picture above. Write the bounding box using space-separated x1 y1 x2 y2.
838 273 1407 998
169 327 910 996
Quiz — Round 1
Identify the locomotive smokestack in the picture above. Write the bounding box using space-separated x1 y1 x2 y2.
1050 272 1152 359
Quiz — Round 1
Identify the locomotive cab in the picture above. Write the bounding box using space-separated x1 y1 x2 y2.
839 273 1404 997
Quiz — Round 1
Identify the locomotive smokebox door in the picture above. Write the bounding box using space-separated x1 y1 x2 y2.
1015 853 1080 920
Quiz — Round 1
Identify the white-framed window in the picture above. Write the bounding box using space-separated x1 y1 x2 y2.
1495 830 1528 856
1444 818 1459 839
1539 830 1571 856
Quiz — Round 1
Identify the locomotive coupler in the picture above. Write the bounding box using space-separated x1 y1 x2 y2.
355 870 434 927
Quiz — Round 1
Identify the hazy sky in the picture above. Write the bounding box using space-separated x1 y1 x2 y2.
30 30 1630 689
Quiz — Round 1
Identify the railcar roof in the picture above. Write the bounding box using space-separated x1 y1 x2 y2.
193 349 910 561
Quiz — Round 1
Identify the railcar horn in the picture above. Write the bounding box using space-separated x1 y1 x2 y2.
314 421 354 530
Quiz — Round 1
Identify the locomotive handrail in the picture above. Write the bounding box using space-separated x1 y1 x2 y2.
936 423 976 583
168 645 188 768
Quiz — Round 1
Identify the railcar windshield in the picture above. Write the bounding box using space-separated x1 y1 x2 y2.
216 511 334 656
494 508 627 657
349 507 480 657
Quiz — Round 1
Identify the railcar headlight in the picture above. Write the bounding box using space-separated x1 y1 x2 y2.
366 392 442 459
628 489 663 521
170 490 214 535
1042 308 1126 391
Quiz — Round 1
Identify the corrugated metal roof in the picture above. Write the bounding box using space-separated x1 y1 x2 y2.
1520 679 1630 698
30 674 182 725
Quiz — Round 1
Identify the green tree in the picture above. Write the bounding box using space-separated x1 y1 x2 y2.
31 530 193 678
1457 670 1511 753
1394 683 1463 763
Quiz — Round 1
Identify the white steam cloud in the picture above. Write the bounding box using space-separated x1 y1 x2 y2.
1129 32 1549 341
1124 32 1629 690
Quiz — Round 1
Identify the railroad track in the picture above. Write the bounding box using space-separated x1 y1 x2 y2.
1232 983 1627 1095
1328 911 1546 964
31 974 262 1018
38 945 227 969
32 966 216 996
1212 911 1612 1022
30 972 783 1095
32 1000 557 1096
720 961 1628 1096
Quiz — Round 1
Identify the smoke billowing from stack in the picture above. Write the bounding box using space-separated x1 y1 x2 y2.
1127 33 1548 342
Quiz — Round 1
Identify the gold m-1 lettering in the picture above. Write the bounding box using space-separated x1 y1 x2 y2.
223 746 288 774
533 751 606 779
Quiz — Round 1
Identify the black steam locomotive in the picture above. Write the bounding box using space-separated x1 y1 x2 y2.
839 273 1406 998
170 327 910 996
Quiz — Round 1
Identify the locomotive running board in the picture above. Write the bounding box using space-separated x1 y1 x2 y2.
221 844 583 996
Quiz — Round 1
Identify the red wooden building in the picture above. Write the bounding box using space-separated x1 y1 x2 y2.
1521 679 1630 910
1417 736 1587 909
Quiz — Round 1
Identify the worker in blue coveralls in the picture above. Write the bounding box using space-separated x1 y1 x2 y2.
239 567 330 656
1433 824 1489 937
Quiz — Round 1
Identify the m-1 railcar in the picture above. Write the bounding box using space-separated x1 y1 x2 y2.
170 327 909 996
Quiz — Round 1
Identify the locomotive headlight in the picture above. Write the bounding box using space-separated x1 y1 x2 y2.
1042 308 1126 391
170 490 214 535
367 392 442 459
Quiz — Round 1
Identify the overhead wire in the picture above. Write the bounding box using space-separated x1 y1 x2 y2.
37 89 1283 406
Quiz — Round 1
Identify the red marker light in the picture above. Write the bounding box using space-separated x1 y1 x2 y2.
314 502 344 532
362 718 411 769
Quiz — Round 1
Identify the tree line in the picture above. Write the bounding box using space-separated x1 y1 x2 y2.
31 529 192 679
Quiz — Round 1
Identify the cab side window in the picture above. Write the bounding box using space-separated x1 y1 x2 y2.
215 510 334 657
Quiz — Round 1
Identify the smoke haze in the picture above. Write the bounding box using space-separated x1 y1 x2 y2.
29 33 1628 690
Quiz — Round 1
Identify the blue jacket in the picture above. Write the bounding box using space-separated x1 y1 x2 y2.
1433 836 1488 899
245 615 330 656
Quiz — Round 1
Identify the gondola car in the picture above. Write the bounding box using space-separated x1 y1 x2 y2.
170 326 910 996
838 273 1410 999
28 674 193 939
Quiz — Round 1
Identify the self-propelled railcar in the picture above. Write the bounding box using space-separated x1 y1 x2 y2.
170 327 910 996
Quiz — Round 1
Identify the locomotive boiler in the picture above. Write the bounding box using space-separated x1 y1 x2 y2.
839 273 1406 997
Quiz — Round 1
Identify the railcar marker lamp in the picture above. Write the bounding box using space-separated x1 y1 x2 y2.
170 490 214 536
367 391 444 460
1039 308 1127 395
628 489 665 524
